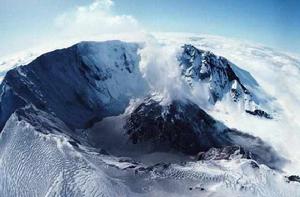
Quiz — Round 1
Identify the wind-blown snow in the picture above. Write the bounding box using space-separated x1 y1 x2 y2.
0 110 131 197
138 40 210 107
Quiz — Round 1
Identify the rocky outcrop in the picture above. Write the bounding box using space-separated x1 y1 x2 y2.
197 145 251 161
125 97 283 169
178 44 271 118
286 175 300 183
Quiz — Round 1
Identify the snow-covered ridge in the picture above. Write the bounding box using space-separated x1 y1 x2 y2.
179 44 271 118
0 40 148 130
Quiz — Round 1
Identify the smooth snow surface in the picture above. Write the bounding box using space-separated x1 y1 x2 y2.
1 109 300 197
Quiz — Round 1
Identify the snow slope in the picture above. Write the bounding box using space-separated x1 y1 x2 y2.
0 40 148 130
0 106 132 196
1 106 300 197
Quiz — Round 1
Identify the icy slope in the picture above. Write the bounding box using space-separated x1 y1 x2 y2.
0 106 132 197
1 106 300 197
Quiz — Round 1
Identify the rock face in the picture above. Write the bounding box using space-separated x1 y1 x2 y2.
125 97 221 154
286 175 300 183
0 41 148 130
245 109 272 119
178 44 271 118
196 146 260 169
125 96 283 169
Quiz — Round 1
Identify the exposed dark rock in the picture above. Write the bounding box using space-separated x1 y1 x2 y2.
98 149 110 155
134 162 170 174
197 145 251 160
286 175 300 183
249 161 260 168
125 97 285 169
125 97 222 155
189 186 205 191
246 109 272 119
68 139 80 148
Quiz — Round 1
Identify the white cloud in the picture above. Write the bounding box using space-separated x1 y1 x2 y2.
138 40 183 101
87 0 114 11
54 0 140 40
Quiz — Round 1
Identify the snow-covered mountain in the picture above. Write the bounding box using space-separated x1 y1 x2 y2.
0 41 148 130
0 33 300 196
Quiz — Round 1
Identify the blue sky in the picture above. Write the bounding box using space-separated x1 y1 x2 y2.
0 0 299 56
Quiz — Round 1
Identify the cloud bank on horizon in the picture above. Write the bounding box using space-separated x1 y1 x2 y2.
1 0 299 57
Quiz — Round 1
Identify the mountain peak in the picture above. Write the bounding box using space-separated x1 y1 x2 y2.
179 44 271 118
0 41 148 130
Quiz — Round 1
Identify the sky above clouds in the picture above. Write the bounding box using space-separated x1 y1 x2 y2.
0 0 299 56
